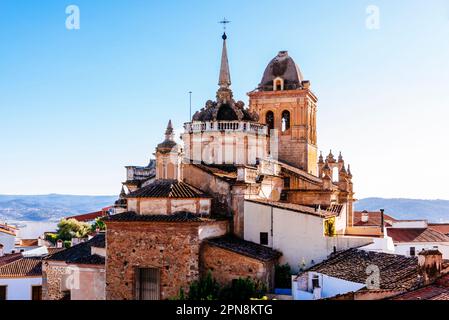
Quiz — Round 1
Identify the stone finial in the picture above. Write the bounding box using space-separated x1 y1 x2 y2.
327 150 335 163
119 186 127 199
318 151 324 164
347 164 352 177
218 32 231 89
338 152 343 162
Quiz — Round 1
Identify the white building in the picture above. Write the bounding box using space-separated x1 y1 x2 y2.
243 199 374 272
386 220 449 259
0 224 17 255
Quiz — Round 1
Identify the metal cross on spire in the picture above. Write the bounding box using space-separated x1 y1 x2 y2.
219 18 231 31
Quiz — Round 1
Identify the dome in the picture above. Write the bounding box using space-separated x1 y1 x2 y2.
259 51 304 91
192 100 259 122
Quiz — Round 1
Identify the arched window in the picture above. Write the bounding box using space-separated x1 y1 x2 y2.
265 111 274 134
274 77 284 91
281 110 290 132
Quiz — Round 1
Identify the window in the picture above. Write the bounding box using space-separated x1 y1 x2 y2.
312 275 320 289
0 286 6 300
260 232 269 246
281 110 290 132
265 111 274 133
135 268 161 300
32 286 42 300
410 247 416 256
284 177 291 189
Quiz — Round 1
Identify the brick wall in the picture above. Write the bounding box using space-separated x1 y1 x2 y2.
200 243 276 291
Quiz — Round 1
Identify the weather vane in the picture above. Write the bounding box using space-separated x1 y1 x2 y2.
219 18 231 31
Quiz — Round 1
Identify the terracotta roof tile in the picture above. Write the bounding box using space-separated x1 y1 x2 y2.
205 236 282 262
429 223 449 236
45 234 105 265
0 253 22 267
126 179 209 199
387 228 449 243
66 211 106 222
306 248 420 291
246 199 336 218
192 164 238 183
392 274 449 300
0 258 42 278
104 211 216 223
353 211 396 227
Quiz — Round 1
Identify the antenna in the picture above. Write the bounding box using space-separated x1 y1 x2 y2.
189 91 192 120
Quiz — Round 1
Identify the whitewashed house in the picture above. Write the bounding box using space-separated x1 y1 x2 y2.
243 200 373 272
386 220 449 259
0 224 17 255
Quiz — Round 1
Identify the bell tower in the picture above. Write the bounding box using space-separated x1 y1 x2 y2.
248 51 318 176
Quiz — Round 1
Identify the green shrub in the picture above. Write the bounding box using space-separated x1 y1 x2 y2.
275 263 292 289
219 277 266 301
184 271 220 300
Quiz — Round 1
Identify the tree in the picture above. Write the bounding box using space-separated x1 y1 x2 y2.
275 263 292 289
56 219 91 241
91 218 106 232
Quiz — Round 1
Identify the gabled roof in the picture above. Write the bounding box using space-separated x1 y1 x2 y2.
65 210 106 222
353 211 397 227
306 248 420 291
246 199 336 218
392 274 449 300
0 253 22 267
387 228 449 243
0 258 42 278
429 223 449 236
126 179 209 199
45 234 105 265
191 163 238 183
205 236 282 262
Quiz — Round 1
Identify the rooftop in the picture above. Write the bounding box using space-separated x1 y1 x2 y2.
305 248 420 291
45 234 105 265
353 211 397 227
429 223 449 236
386 227 449 243
104 211 217 223
126 179 209 199
205 236 282 262
65 210 106 222
246 199 336 218
0 258 42 278
392 274 449 300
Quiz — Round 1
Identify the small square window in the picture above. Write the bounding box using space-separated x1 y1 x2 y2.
260 232 269 246
410 247 416 256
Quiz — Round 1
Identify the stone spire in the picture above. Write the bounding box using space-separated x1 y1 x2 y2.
119 186 127 199
218 33 231 89
216 33 233 103
165 120 174 141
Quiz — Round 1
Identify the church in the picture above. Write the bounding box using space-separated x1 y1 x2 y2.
103 31 379 300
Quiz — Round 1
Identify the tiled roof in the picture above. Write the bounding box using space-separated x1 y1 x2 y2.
0 224 16 236
104 211 214 223
392 274 449 300
306 248 420 291
18 239 39 247
0 253 22 267
45 234 105 265
69 254 105 265
0 258 42 278
353 211 397 227
126 179 209 199
192 164 238 183
387 228 449 243
429 224 449 236
66 210 106 222
246 199 336 218
205 236 282 262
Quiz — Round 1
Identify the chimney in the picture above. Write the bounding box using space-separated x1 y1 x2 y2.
380 209 385 231
418 250 442 285
361 211 369 223
0 244 4 257
56 239 63 248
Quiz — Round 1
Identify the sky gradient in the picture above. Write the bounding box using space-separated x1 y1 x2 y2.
1 0 448 199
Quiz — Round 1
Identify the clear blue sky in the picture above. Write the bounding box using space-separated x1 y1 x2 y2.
1 0 448 199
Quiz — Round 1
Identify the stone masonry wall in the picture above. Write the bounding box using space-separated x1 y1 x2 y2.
106 222 204 300
200 243 276 291
42 262 68 300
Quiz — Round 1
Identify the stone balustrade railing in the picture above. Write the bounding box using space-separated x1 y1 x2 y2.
184 121 267 135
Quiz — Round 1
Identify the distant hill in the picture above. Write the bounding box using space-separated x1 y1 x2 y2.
0 194 117 222
355 198 449 223
1 194 449 223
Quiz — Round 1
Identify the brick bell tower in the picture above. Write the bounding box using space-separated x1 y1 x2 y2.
248 51 318 176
